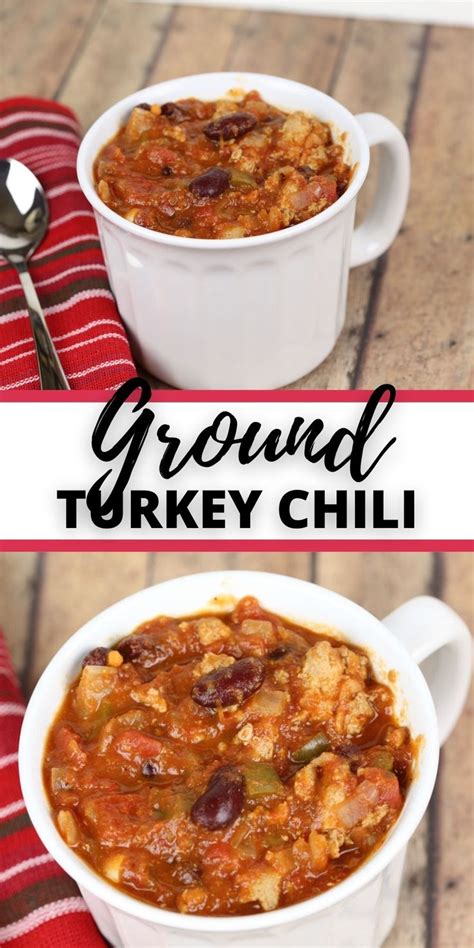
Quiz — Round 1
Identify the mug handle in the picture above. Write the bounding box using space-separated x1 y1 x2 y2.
382 596 472 745
350 112 410 268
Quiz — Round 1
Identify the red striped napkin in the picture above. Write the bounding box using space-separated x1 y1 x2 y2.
0 97 137 390
0 631 106 946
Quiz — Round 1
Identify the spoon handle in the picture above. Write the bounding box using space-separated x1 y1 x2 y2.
16 263 70 390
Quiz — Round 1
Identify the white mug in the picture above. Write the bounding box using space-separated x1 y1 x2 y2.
77 73 410 389
19 571 471 948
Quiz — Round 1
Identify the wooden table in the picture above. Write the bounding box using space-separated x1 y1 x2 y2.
3 1 473 389
1 550 472 946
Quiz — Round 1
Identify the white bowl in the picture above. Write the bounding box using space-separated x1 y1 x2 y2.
77 73 410 389
19 571 471 947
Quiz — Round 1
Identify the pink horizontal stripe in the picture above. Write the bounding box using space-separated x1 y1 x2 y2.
1 127 78 148
0 318 118 353
51 317 120 343
0 375 39 390
49 210 96 230
0 853 53 885
47 182 82 198
13 144 78 163
0 897 88 943
0 350 41 367
1 390 472 403
0 333 128 367
0 356 134 389
0 752 18 770
1 541 472 552
0 657 18 677
31 160 78 175
67 358 136 380
0 799 25 819
0 288 115 325
34 233 99 261
16 147 78 166
0 109 80 131
0 262 106 298
57 333 129 355
0 702 24 716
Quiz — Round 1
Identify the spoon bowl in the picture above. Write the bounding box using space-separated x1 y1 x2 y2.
0 158 69 388
0 158 49 256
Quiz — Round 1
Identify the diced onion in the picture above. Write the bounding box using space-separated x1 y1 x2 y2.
103 853 126 883
57 809 79 847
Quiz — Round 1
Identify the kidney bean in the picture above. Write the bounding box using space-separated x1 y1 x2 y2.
118 633 168 668
189 167 230 199
192 656 265 708
137 102 151 111
203 112 257 142
161 101 188 121
268 645 290 660
191 766 244 829
82 647 108 667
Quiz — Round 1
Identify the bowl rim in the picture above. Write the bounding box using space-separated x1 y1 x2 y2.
19 570 439 934
76 70 370 251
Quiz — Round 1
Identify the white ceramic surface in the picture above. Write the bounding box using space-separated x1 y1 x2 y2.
77 73 410 388
19 571 471 948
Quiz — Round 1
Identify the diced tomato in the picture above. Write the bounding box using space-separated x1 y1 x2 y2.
291 176 338 213
335 768 402 830
109 145 125 163
310 175 338 205
203 841 242 873
113 728 163 762
362 767 403 810
81 792 156 846
54 726 87 767
137 145 180 167
232 596 267 623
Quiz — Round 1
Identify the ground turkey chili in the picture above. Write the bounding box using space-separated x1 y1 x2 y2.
44 597 414 916
93 91 354 239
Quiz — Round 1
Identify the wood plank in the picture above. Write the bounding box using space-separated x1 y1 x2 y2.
356 26 474 389
0 552 39 677
385 814 431 948
443 553 474 630
227 551 313 579
59 0 173 130
2 0 100 100
315 550 433 618
431 553 473 948
27 552 151 693
317 550 433 948
148 550 235 583
147 5 244 83
288 17 425 389
225 10 348 84
148 550 313 582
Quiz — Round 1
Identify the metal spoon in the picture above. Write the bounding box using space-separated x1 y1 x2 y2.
0 158 69 389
